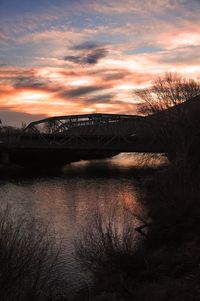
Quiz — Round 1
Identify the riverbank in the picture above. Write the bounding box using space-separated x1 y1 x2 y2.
75 162 200 300
0 155 156 300
1 155 198 300
130 163 200 301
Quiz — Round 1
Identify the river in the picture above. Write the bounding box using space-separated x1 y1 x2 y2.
0 153 166 293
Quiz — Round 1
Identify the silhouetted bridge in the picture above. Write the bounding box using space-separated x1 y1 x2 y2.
0 113 166 166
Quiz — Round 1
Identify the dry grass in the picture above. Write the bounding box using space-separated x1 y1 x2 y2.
0 206 69 301
74 208 142 276
74 161 200 300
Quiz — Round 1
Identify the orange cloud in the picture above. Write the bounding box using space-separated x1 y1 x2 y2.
0 55 200 126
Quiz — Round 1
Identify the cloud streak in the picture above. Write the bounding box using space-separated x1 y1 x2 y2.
0 0 200 125
64 42 108 65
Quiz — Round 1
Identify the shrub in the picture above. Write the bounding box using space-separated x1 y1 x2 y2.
74 208 145 279
0 206 67 301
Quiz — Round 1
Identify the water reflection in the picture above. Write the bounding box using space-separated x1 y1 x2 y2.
0 153 167 288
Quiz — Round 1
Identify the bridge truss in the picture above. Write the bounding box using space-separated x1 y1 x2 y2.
23 113 143 148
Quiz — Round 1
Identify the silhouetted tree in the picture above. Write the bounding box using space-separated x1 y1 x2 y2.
135 73 200 173
135 73 200 115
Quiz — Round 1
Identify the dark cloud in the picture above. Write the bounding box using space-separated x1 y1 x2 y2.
0 69 64 94
64 41 108 65
86 48 108 65
85 68 134 81
63 55 82 64
59 70 79 77
102 71 130 81
64 48 107 65
60 85 104 98
84 94 114 104
0 69 35 78
13 76 47 89
72 41 101 50
0 69 49 89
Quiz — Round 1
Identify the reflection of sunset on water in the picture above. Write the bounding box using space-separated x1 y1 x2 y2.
0 155 146 260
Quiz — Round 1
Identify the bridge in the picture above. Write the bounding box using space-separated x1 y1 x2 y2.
0 113 165 166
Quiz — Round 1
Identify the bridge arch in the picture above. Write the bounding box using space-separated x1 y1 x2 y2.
23 113 143 146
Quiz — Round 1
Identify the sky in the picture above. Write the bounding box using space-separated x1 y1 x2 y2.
0 0 200 126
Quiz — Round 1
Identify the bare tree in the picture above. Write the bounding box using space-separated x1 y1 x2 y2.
134 73 200 171
135 73 200 115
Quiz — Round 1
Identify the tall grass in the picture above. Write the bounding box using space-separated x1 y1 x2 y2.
0 206 68 301
74 160 200 300
74 208 145 280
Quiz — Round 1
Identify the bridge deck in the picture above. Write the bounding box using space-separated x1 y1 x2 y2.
0 113 166 165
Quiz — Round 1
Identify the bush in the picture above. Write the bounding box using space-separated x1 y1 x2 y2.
143 163 200 247
74 208 145 280
74 162 200 300
0 206 67 301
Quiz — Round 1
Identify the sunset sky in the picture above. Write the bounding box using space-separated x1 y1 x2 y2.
0 0 200 126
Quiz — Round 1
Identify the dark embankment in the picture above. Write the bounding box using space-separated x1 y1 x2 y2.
74 162 200 301
74 96 200 300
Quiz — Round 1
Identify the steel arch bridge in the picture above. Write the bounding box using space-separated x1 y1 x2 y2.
22 113 144 148
0 113 165 166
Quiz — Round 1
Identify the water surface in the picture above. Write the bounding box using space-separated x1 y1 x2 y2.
0 153 166 290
